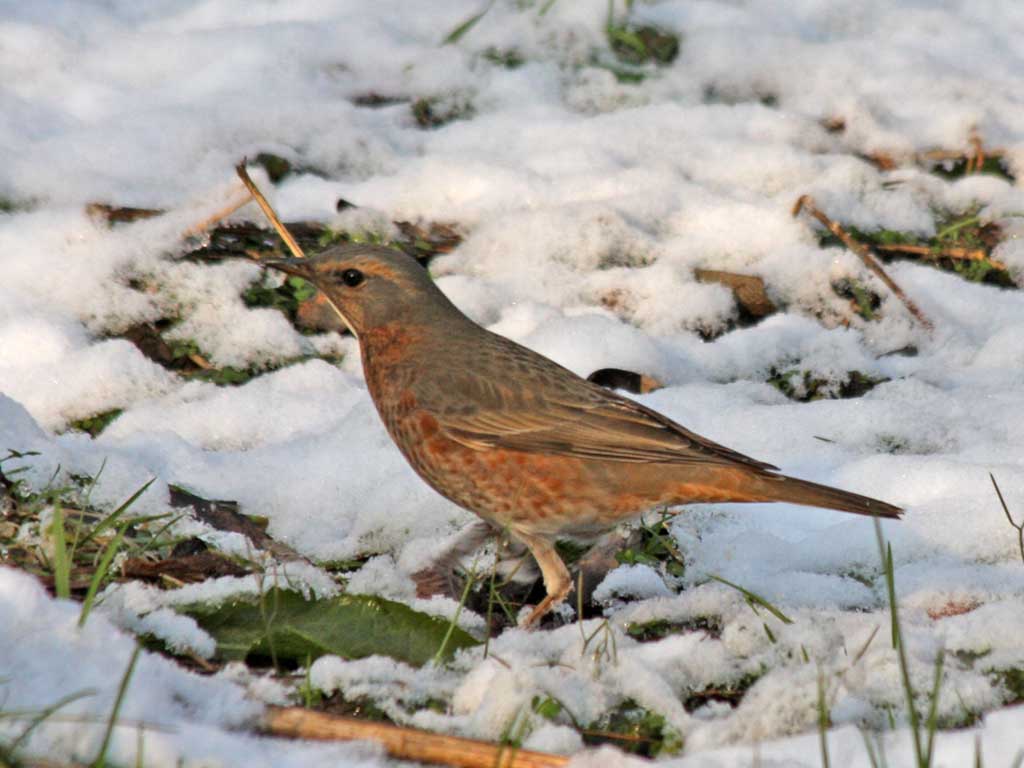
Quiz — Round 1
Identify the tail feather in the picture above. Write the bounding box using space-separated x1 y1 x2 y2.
753 473 902 519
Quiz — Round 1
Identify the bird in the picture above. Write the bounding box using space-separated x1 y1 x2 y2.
264 245 902 627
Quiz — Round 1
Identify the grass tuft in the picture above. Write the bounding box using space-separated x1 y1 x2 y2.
873 517 945 768
605 0 679 66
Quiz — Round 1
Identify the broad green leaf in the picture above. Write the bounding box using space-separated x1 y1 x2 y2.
179 589 478 666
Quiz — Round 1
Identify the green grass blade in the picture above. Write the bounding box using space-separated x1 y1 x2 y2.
434 557 478 665
873 518 923 767
6 689 96 755
50 505 71 599
138 512 186 555
885 543 898 649
817 666 831 768
923 651 945 766
92 645 140 768
860 729 878 768
77 478 155 550
935 215 981 242
707 573 794 624
258 580 281 671
81 458 107 508
484 565 502 660
852 625 880 666
442 1 494 45
78 525 127 627
135 723 144 768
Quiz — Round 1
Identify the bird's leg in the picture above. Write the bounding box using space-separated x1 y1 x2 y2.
411 519 495 598
512 530 571 628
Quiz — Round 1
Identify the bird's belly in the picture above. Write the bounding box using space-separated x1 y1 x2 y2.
387 412 640 536
379 403 765 537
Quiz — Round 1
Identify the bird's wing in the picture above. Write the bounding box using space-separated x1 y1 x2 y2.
427 339 777 471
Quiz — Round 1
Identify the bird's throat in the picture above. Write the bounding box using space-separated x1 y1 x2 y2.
320 294 359 338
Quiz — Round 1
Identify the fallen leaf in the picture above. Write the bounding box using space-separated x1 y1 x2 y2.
178 588 479 666
694 269 776 319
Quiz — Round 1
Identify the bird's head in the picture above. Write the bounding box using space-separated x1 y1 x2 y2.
264 244 458 337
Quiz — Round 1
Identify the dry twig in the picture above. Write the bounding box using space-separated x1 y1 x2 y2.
873 243 1007 271
262 707 572 768
87 188 253 238
967 132 985 174
792 195 934 330
187 352 213 370
181 190 255 238
235 163 306 260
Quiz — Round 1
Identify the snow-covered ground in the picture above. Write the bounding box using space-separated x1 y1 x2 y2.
3 0 1024 765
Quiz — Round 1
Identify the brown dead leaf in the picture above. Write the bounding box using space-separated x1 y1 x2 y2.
694 269 776 319
821 116 846 134
864 152 899 171
927 600 981 620
121 551 250 583
86 203 164 226
394 220 463 259
169 486 308 563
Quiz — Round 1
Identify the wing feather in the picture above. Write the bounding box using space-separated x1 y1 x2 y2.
432 362 776 471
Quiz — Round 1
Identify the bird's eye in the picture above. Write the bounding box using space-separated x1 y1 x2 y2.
339 268 365 287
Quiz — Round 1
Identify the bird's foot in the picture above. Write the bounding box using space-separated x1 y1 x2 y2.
512 530 572 629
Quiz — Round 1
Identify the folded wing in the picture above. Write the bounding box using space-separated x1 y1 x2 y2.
428 352 777 471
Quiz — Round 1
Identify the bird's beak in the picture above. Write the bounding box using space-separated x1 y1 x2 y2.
262 257 314 280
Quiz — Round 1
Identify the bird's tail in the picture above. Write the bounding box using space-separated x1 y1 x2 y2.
749 472 902 518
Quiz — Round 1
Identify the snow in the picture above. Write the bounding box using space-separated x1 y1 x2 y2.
0 568 382 767
3 0 1024 765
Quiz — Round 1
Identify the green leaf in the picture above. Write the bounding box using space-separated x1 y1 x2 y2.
178 589 479 666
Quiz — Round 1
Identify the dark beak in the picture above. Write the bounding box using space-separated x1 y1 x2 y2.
262 257 314 280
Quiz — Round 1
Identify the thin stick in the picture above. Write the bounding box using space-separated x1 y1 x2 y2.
968 133 985 174
182 190 254 238
187 353 213 370
873 243 1007 271
262 707 571 768
851 625 880 667
990 472 1024 565
792 195 934 331
235 162 306 259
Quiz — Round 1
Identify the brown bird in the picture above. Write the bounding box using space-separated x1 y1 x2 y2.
265 245 901 626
